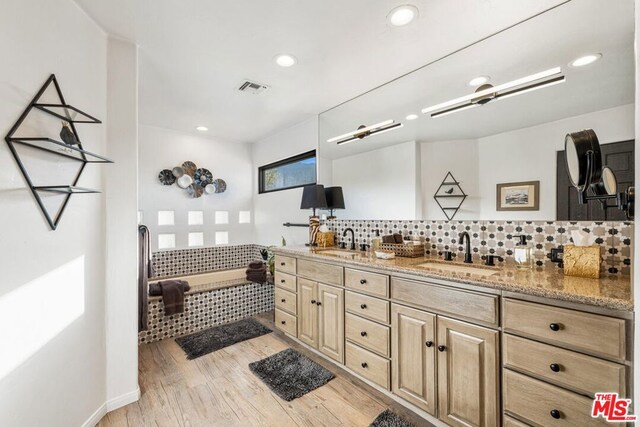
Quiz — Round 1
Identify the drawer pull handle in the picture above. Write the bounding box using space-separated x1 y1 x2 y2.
361 362 368 368
550 409 561 419
281 299 286 303
360 279 367 284
438 345 446 352
360 331 367 337
280 262 286 266
549 323 560 331
425 341 433 347
549 363 561 372
316 301 322 306
360 304 367 309
311 300 316 304
281 321 286 325
280 279 285 283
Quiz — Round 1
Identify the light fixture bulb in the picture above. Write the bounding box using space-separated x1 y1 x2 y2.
196 126 208 132
274 54 297 67
405 114 418 120
468 76 490 87
387 5 418 27
569 53 602 67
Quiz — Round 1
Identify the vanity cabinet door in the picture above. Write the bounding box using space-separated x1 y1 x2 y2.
391 304 437 416
297 278 318 348
437 316 499 427
318 283 344 363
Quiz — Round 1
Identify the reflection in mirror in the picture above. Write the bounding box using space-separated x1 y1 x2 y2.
318 0 634 221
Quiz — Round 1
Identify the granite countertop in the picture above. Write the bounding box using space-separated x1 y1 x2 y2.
273 246 633 312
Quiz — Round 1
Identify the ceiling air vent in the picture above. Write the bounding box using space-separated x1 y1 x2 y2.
237 80 269 95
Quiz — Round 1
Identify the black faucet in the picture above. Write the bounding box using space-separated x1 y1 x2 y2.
458 231 473 264
343 228 355 250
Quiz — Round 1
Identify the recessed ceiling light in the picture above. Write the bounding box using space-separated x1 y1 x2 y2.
468 76 490 87
569 53 602 67
405 114 418 120
387 5 418 27
274 54 297 67
195 126 208 132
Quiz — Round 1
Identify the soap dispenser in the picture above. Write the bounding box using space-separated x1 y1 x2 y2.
514 235 534 269
371 229 382 251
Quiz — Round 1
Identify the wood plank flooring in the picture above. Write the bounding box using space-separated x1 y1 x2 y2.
98 312 432 427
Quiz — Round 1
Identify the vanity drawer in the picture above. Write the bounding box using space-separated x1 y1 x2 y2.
504 370 608 427
275 271 297 293
503 415 530 427
345 342 390 390
504 334 625 397
275 287 297 315
297 259 343 286
345 268 389 297
345 291 390 324
275 255 297 275
391 278 498 326
275 309 297 337
503 299 626 361
345 312 390 357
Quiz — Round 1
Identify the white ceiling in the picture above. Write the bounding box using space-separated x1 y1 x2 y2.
319 0 635 160
74 0 568 143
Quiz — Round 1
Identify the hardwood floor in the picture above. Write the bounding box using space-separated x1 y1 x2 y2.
98 312 433 427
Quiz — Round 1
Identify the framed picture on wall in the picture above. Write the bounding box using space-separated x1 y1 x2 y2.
496 181 540 211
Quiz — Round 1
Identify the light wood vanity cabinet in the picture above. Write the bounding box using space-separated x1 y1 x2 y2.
273 253 631 427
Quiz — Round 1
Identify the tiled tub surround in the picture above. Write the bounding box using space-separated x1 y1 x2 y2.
326 219 633 275
151 243 267 278
274 246 632 311
139 282 274 344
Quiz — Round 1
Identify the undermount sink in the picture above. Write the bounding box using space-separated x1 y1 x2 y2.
416 261 500 277
317 249 358 259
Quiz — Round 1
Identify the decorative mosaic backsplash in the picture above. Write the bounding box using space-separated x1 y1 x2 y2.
325 220 633 275
152 244 267 278
139 282 274 344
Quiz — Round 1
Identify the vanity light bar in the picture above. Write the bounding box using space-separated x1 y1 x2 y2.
422 66 562 115
327 119 394 143
335 122 404 145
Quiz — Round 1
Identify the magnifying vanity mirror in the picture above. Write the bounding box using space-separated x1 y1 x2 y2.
317 0 634 222
565 129 634 219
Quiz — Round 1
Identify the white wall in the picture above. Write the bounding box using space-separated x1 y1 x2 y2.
252 117 318 246
105 38 139 411
332 141 420 220
477 104 635 220
138 125 254 252
421 139 479 219
0 1 108 426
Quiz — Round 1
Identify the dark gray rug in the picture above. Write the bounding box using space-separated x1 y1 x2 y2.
175 318 272 359
249 348 335 401
370 409 414 427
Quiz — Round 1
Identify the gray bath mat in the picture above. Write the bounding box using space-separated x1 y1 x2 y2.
249 348 335 401
175 318 272 359
370 409 414 427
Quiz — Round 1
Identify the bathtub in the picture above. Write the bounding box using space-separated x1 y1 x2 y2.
151 267 250 294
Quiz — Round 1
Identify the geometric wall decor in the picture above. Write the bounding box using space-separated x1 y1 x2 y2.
4 74 113 230
433 171 467 220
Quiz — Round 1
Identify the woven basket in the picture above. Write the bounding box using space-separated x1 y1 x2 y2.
379 242 424 258
316 231 336 248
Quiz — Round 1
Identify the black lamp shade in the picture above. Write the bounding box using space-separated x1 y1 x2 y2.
325 187 345 210
300 185 328 210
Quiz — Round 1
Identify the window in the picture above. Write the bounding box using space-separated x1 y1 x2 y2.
215 231 229 245
188 232 204 247
158 234 176 250
157 210 175 226
238 210 251 224
258 150 316 194
215 211 229 224
188 211 203 225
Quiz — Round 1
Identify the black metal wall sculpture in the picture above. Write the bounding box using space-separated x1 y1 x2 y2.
5 74 113 230
433 172 467 220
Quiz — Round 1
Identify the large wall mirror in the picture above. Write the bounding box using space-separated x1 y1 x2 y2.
317 0 634 221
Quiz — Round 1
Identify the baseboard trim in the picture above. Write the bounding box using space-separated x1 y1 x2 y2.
106 387 141 412
82 387 140 427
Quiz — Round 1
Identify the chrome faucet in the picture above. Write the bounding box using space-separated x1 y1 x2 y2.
343 228 356 250
458 231 473 264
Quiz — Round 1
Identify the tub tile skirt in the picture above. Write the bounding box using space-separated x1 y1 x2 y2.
139 282 274 344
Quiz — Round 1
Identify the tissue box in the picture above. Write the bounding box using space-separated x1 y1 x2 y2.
316 232 335 248
563 244 602 279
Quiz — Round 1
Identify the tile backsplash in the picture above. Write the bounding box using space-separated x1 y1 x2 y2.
325 219 633 275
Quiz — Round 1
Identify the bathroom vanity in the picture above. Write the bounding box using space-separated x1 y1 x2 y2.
273 247 633 427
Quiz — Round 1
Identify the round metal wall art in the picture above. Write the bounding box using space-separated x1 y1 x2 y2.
158 161 226 197
158 169 176 185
